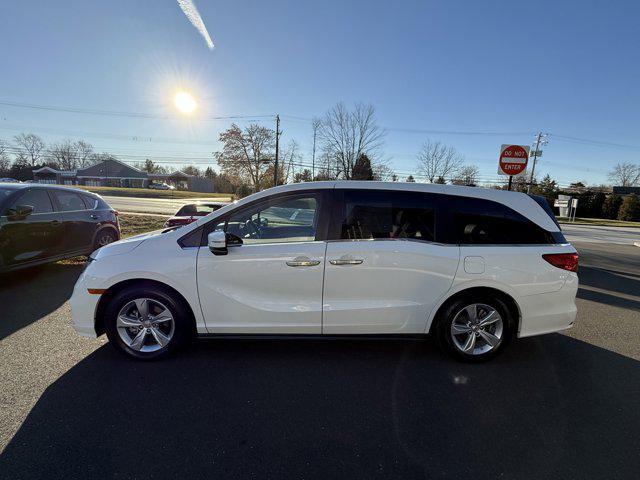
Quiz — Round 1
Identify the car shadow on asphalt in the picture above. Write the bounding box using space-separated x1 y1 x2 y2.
1 335 638 479
0 262 85 340
577 265 640 311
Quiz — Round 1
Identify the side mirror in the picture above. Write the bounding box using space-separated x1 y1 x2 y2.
6 204 34 221
208 230 227 255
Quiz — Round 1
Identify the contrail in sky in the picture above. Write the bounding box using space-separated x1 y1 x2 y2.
176 0 214 49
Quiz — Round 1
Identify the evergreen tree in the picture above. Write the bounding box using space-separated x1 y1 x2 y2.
591 191 606 218
352 154 374 181
618 194 640 221
406 175 416 183
601 194 623 219
534 174 558 207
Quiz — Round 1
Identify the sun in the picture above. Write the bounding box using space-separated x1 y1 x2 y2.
174 91 197 114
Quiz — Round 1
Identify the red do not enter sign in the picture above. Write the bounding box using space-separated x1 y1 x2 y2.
498 144 529 176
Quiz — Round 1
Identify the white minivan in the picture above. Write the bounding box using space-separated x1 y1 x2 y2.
70 181 578 362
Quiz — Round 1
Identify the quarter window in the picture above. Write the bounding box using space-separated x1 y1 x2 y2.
338 190 435 241
448 196 553 244
224 195 319 245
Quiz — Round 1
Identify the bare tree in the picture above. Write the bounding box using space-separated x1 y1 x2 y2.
14 133 45 166
416 140 464 183
452 164 480 186
49 140 78 171
608 162 640 187
75 140 94 168
214 123 275 192
373 163 395 181
318 102 385 180
280 139 301 184
0 140 11 174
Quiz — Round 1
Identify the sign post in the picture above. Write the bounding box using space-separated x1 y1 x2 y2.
498 144 530 191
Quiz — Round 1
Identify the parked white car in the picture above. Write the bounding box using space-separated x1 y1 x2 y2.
148 182 175 190
70 181 578 362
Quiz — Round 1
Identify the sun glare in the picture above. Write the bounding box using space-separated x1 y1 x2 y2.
174 91 197 114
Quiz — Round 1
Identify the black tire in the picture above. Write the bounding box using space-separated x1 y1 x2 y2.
435 295 514 363
92 229 118 252
104 285 193 360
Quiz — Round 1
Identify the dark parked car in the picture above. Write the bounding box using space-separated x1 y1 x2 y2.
0 184 120 272
164 201 228 228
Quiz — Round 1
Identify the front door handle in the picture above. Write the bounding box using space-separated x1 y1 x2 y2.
90 214 98 219
286 256 321 267
329 258 364 265
50 220 62 227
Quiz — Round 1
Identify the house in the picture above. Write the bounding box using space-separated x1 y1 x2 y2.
32 159 214 192
612 186 640 197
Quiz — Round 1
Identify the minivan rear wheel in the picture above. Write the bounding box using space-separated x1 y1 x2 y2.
436 296 514 362
104 287 191 360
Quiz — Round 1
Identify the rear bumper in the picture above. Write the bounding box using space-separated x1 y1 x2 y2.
69 269 101 338
517 273 578 338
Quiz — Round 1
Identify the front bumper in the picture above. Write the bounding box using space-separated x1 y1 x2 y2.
69 268 101 338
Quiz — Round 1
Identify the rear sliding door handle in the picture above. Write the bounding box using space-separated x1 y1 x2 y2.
286 258 321 267
329 259 364 265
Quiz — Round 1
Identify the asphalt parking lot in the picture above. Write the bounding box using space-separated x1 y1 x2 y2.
0 242 639 479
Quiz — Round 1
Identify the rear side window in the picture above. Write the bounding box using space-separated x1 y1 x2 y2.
81 194 99 210
9 189 53 214
51 190 87 212
446 196 554 245
337 190 436 242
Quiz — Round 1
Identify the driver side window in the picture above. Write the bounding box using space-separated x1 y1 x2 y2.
223 195 319 245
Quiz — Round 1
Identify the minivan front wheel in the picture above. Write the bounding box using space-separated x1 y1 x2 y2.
436 297 513 362
104 287 191 360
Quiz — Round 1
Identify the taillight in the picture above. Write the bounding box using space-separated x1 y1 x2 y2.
111 210 119 216
543 253 579 272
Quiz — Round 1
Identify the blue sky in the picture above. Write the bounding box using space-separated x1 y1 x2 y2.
1 0 639 186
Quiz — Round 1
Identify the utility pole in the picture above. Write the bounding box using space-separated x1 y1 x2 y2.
311 126 317 180
274 114 280 187
311 118 320 180
527 132 547 194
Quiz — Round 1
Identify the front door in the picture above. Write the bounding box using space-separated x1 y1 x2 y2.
322 189 460 334
197 192 328 333
0 188 63 267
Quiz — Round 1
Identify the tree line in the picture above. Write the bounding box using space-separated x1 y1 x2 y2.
1 102 639 220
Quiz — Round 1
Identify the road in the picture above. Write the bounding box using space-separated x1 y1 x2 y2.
0 242 638 479
102 195 231 215
562 223 640 245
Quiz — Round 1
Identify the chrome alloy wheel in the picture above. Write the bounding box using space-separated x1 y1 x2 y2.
450 303 504 355
116 298 175 353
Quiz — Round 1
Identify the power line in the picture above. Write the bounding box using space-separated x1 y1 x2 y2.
549 133 640 151
0 100 274 122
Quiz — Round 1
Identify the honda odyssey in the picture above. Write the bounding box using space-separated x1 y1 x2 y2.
70 181 578 362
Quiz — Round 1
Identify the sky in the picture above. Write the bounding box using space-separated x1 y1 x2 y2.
0 0 639 186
